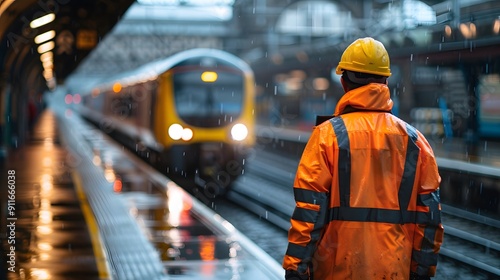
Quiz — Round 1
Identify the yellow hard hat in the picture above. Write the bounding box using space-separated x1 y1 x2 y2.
335 37 391 77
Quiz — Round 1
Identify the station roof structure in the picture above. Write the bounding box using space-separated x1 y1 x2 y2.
2 0 500 95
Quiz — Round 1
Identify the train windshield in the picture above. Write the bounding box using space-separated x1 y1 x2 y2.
173 70 244 127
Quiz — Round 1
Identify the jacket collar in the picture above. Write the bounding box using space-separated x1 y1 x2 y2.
333 83 393 117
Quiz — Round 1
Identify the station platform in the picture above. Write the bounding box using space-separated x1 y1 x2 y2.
1 111 106 279
1 107 283 280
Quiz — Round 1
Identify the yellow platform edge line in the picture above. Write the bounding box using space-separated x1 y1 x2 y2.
72 171 112 280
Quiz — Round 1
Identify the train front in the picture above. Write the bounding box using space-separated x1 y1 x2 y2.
154 50 255 196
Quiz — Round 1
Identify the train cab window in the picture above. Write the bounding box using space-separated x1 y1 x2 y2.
173 70 244 127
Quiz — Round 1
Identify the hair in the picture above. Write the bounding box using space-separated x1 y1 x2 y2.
342 71 387 90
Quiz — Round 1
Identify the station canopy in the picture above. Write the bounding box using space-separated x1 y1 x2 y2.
133 0 235 21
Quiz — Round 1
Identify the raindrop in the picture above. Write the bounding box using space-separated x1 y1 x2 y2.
484 141 488 151
410 54 413 61
274 85 278 95
265 211 268 219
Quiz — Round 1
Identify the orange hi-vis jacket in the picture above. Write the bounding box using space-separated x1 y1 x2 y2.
283 83 444 279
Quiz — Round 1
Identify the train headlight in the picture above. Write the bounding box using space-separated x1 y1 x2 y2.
181 128 193 141
168 124 183 140
168 124 193 141
231 123 248 141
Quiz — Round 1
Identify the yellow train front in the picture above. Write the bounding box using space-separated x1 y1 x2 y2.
79 49 255 196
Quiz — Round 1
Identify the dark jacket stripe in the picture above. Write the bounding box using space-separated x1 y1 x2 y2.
294 188 328 205
330 207 404 223
413 248 439 268
292 207 320 223
328 207 435 224
330 117 350 207
286 243 308 259
418 190 442 225
399 124 419 219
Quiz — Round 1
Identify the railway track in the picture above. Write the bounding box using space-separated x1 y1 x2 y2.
226 150 500 279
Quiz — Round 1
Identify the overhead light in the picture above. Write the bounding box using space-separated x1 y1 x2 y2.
34 30 56 44
43 69 53 80
460 22 476 39
42 60 53 70
37 41 55 54
494 18 500 34
30 13 55 28
313 77 329 91
46 78 57 90
444 25 452 37
40 51 53 62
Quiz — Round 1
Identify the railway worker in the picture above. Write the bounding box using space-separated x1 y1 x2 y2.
282 37 444 280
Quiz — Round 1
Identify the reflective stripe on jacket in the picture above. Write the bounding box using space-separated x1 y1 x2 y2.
282 83 444 279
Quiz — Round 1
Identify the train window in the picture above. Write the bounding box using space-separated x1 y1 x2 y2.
110 94 136 120
173 71 243 127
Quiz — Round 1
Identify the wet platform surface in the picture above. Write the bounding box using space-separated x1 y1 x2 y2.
1 111 102 279
59 106 283 279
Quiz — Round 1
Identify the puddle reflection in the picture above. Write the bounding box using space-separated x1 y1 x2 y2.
112 170 234 263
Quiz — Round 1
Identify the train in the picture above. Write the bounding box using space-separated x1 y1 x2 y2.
77 48 256 197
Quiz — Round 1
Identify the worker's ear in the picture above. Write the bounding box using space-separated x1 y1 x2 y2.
340 76 348 93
